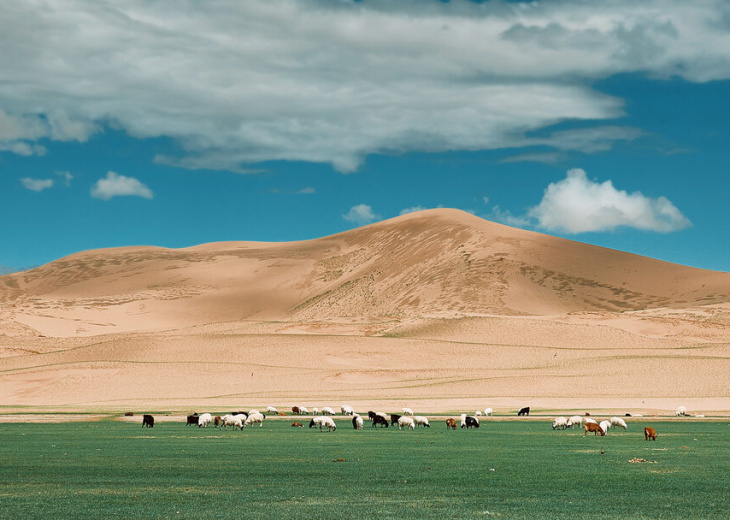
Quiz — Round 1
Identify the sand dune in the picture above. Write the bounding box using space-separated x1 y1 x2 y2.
1 209 728 413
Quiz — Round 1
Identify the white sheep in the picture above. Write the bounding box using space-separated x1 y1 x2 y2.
248 409 260 416
310 416 336 431
320 406 335 416
397 416 415 430
197 413 212 428
352 414 364 430
413 416 430 428
484 408 493 416
402 407 414 416
245 412 265 427
266 406 278 415
599 420 611 434
341 405 355 416
475 411 483 416
569 415 583 428
610 417 628 430
220 414 243 430
312 407 319 415
460 413 468 428
584 417 598 425
676 406 687 417
552 417 569 430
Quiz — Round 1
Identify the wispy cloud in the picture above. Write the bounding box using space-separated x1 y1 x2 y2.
1 2 728 170
343 204 380 226
20 178 53 192
528 169 691 233
499 152 566 165
55 170 73 186
91 171 153 201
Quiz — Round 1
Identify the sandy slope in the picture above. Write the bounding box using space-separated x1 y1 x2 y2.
0 209 728 414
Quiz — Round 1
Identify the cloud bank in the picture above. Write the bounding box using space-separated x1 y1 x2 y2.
528 169 691 233
91 171 153 201
1 1 730 171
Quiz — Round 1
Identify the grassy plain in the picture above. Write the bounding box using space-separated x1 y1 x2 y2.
0 418 728 519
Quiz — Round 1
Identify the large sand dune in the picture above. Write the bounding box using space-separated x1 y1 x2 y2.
1 209 728 414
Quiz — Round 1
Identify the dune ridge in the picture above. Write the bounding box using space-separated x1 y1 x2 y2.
1 209 728 413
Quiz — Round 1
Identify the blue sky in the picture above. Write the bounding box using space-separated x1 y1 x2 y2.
1 0 729 273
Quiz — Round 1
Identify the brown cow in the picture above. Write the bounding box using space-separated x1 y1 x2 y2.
644 426 657 441
446 418 458 430
584 422 605 436
291 421 304 428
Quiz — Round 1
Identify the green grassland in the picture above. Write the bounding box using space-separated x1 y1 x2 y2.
1 418 728 519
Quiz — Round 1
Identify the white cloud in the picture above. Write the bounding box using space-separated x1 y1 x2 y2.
0 1 729 168
91 171 153 201
528 169 691 233
298 187 316 194
20 178 53 192
343 204 379 225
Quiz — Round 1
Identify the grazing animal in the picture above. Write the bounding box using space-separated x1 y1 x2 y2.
610 417 628 430
266 406 278 415
142 414 154 428
475 411 483 416
124 412 134 417
462 415 480 429
309 416 336 431
313 407 319 415
518 406 530 416
644 427 657 441
390 414 402 426
352 415 364 430
402 407 414 416
413 416 430 428
372 415 389 428
569 416 584 428
248 410 260 417
584 417 598 425
584 422 605 436
446 418 458 430
291 421 303 427
186 413 199 426
585 412 591 416
397 416 415 430
245 412 265 427
552 417 569 430
292 406 309 415
367 411 377 421
221 414 244 430
625 413 632 417
214 416 222 428
599 420 611 434
676 406 687 417
341 405 355 416
198 413 212 428
484 408 493 416
320 407 335 416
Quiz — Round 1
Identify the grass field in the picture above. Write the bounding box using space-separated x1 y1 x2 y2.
1 418 728 519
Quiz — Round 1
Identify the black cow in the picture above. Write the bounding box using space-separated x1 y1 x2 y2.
518 406 530 416
142 414 154 428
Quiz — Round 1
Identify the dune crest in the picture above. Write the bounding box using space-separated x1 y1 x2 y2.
1 209 729 412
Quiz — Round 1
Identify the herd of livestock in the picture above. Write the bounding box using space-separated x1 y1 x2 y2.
135 404 696 440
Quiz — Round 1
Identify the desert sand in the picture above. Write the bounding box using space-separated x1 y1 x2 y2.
1 209 728 416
